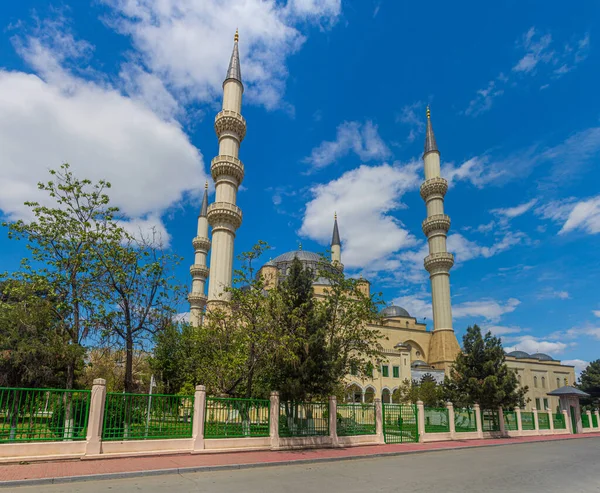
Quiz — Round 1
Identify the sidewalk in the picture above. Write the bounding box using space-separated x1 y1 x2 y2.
2 432 599 487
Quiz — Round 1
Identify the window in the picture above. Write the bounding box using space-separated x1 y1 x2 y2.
404 358 407 366
557 377 560 388
534 376 538 388
350 362 358 376
366 362 374 378
541 377 546 389
543 398 549 410
536 398 541 410
382 365 389 377
517 374 522 385
564 377 568 386
393 366 400 378
382 388 391 404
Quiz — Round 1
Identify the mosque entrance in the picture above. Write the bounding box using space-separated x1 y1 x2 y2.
382 404 419 444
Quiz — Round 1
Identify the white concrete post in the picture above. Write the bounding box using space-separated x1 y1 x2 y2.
498 407 506 435
548 409 554 433
447 402 456 439
586 410 593 430
515 406 523 437
85 378 107 456
374 398 384 444
416 400 425 442
329 395 338 447
562 409 571 434
270 391 280 449
192 385 206 451
533 408 540 435
474 403 483 439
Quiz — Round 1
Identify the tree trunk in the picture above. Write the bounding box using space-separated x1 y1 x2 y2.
125 334 134 394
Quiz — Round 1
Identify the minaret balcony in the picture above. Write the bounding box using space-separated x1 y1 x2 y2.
215 110 247 142
207 202 243 230
211 155 245 184
188 292 208 307
190 264 210 279
420 177 448 201
424 252 455 274
422 214 451 236
192 236 211 253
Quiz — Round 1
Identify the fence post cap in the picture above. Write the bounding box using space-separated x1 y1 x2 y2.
195 385 206 392
416 400 424 406
92 378 106 386
532 407 537 411
329 395 337 402
270 390 279 397
446 401 453 408
473 403 480 409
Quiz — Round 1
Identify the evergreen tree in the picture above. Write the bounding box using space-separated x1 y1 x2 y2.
443 325 528 410
578 360 600 407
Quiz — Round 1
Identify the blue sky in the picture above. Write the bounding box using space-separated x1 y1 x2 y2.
0 1 599 375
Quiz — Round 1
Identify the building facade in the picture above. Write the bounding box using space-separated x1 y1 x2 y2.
190 32 575 411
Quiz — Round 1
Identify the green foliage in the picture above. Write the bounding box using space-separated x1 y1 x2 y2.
392 376 444 407
578 359 600 408
443 325 528 409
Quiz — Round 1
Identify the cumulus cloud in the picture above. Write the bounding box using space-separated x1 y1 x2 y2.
594 310 600 318
391 293 432 321
561 359 589 378
303 121 391 170
453 298 521 323
504 336 569 355
101 0 341 111
299 162 420 269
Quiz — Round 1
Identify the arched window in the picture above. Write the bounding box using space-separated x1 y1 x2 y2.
517 374 522 385
364 387 375 404
534 376 538 388
346 384 362 403
564 377 568 386
557 377 560 388
541 377 546 389
382 388 391 404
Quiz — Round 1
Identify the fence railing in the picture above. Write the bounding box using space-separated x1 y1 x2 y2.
337 403 376 436
592 414 598 428
0 387 90 443
521 411 535 430
553 413 566 430
581 413 590 428
204 397 270 438
102 392 194 441
538 412 550 430
482 409 501 432
454 408 477 433
424 407 450 433
504 411 518 431
279 402 329 437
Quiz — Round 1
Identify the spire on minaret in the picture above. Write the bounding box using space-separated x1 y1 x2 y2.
224 29 242 88
331 212 341 246
200 181 208 217
424 105 438 155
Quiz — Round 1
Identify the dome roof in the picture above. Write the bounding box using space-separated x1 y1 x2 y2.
411 360 429 368
271 250 322 263
530 353 554 361
381 305 411 318
506 350 531 359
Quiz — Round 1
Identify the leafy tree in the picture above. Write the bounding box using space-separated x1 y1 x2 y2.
443 325 528 409
393 376 444 407
578 360 600 408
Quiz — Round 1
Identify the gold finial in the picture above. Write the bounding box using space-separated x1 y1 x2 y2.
334 211 337 220
234 29 239 42
426 105 431 119
205 181 208 190
298 241 302 251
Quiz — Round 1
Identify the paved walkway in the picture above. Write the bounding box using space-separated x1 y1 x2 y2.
1 432 599 487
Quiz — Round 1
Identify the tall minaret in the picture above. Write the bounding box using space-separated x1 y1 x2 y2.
331 213 343 270
420 106 460 371
206 30 246 308
189 182 210 326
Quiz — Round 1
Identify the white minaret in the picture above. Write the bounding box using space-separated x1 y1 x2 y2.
189 182 210 326
206 30 246 308
421 106 460 371
331 213 343 270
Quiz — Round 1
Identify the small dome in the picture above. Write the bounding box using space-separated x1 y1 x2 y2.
530 353 554 361
271 250 322 263
381 305 411 318
507 350 531 359
411 360 429 368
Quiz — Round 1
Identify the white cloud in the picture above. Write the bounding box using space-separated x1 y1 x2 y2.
465 80 504 117
561 359 589 379
300 162 420 269
504 336 568 355
491 199 537 219
593 310 600 318
453 298 521 323
397 101 425 143
513 27 554 73
303 121 391 170
537 289 570 300
485 325 524 336
442 157 505 188
448 232 526 262
391 293 432 321
559 195 600 235
101 0 341 111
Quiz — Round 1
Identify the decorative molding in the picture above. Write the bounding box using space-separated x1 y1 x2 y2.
422 214 451 236
190 264 210 279
207 202 243 230
188 292 208 306
192 236 211 253
214 110 246 142
424 252 454 274
420 177 448 201
211 155 245 185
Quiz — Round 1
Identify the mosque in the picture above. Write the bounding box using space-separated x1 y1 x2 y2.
187 32 575 412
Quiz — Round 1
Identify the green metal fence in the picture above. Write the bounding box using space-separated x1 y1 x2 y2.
504 411 518 431
0 387 90 443
337 403 376 436
521 411 535 430
581 413 590 428
538 412 551 430
279 402 329 437
382 403 418 443
481 409 501 432
204 397 269 438
424 407 450 433
592 413 598 428
553 413 566 430
454 408 477 433
102 392 194 441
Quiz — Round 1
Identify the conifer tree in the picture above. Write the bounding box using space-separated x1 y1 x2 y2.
578 360 600 407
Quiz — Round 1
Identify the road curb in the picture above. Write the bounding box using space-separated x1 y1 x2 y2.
2 434 598 489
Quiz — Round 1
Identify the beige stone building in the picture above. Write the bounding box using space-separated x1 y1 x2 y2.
189 32 576 411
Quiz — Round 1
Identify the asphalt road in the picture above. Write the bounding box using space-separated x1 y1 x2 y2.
12 437 600 493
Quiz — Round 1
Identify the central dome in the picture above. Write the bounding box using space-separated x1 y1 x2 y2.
263 250 337 284
381 305 411 318
271 250 322 263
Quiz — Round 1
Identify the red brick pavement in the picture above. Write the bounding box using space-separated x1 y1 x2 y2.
1 432 599 485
